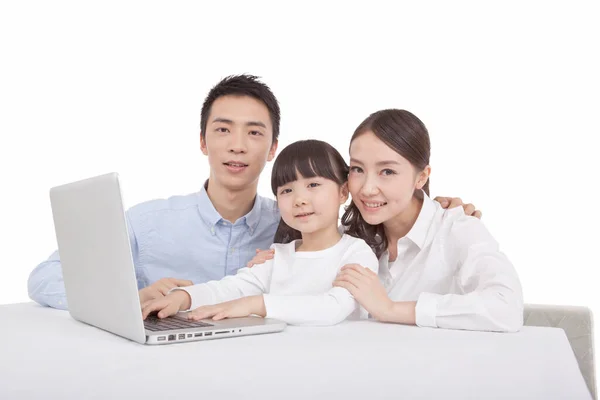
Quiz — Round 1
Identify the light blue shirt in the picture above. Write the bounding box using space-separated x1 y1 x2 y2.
27 183 281 310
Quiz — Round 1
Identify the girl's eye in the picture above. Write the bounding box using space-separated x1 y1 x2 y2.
349 166 363 173
279 188 291 195
308 182 320 188
381 169 396 176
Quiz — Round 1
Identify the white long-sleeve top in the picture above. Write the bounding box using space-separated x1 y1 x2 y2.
177 234 379 326
381 192 524 332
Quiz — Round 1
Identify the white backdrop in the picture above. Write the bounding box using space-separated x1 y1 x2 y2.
1 2 598 328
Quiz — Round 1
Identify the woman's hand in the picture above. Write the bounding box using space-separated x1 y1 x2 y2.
333 264 394 321
334 265 417 324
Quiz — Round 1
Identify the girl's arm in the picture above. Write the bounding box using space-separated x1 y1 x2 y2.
262 246 379 326
174 258 275 310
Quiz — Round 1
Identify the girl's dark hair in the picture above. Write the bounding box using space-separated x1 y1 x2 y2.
341 109 431 258
271 140 348 244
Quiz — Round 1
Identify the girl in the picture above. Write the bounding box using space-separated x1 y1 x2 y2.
333 109 524 332
141 139 378 326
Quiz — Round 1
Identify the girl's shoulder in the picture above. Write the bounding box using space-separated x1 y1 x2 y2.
340 234 377 255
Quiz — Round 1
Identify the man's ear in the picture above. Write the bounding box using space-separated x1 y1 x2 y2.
267 140 278 162
340 182 349 204
200 133 208 156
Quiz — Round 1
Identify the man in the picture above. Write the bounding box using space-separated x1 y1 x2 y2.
28 74 479 310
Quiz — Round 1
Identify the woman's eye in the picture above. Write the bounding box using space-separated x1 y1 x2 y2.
381 169 396 176
349 166 363 173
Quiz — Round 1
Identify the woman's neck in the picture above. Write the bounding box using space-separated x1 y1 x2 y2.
383 194 424 252
297 224 342 252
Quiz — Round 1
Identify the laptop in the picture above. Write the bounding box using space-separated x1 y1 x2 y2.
49 172 286 345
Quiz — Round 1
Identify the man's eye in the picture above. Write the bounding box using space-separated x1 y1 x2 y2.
249 131 263 136
216 127 229 133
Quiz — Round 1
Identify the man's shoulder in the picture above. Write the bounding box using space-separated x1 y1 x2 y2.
126 192 201 219
256 194 280 221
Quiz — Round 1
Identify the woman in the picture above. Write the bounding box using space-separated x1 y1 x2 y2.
334 109 523 332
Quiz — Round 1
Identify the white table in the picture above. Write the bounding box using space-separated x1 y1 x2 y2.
0 302 592 400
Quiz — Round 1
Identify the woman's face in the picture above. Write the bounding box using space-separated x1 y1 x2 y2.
348 131 427 226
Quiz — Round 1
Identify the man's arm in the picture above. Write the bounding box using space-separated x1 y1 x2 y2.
28 213 145 310
434 196 482 219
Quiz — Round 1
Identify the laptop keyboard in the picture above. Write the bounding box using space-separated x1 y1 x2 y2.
144 315 214 332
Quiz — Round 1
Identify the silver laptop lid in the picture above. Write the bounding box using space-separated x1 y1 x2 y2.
50 172 146 344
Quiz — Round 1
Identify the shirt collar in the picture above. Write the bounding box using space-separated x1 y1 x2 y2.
243 194 262 235
197 180 263 236
404 191 437 250
197 181 223 234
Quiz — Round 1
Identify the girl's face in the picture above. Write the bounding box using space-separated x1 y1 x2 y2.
348 131 429 226
276 173 348 237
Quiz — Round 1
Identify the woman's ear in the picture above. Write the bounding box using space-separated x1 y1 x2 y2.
415 166 431 190
340 182 349 204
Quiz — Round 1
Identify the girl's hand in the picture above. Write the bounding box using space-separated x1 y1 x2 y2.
138 278 193 305
246 248 275 268
141 290 191 320
187 295 266 321
333 264 394 321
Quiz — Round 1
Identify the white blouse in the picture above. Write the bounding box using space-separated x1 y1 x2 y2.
379 193 524 332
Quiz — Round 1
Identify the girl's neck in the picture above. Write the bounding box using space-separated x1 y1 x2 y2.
297 224 342 252
383 194 424 250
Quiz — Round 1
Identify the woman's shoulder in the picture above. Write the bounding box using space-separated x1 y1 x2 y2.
439 205 499 251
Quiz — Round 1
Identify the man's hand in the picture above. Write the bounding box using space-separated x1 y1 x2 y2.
187 296 266 321
141 290 191 320
138 277 193 304
246 249 275 268
434 196 482 219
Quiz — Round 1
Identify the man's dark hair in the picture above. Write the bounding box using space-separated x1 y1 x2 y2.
200 74 280 143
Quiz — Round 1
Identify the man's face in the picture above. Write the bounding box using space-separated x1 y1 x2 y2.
201 95 277 191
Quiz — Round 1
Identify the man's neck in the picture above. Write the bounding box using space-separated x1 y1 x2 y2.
205 179 258 223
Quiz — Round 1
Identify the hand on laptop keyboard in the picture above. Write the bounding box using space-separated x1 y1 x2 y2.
141 290 192 320
139 278 193 305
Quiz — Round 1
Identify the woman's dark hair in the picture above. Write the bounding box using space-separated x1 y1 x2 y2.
341 109 431 258
271 140 348 244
